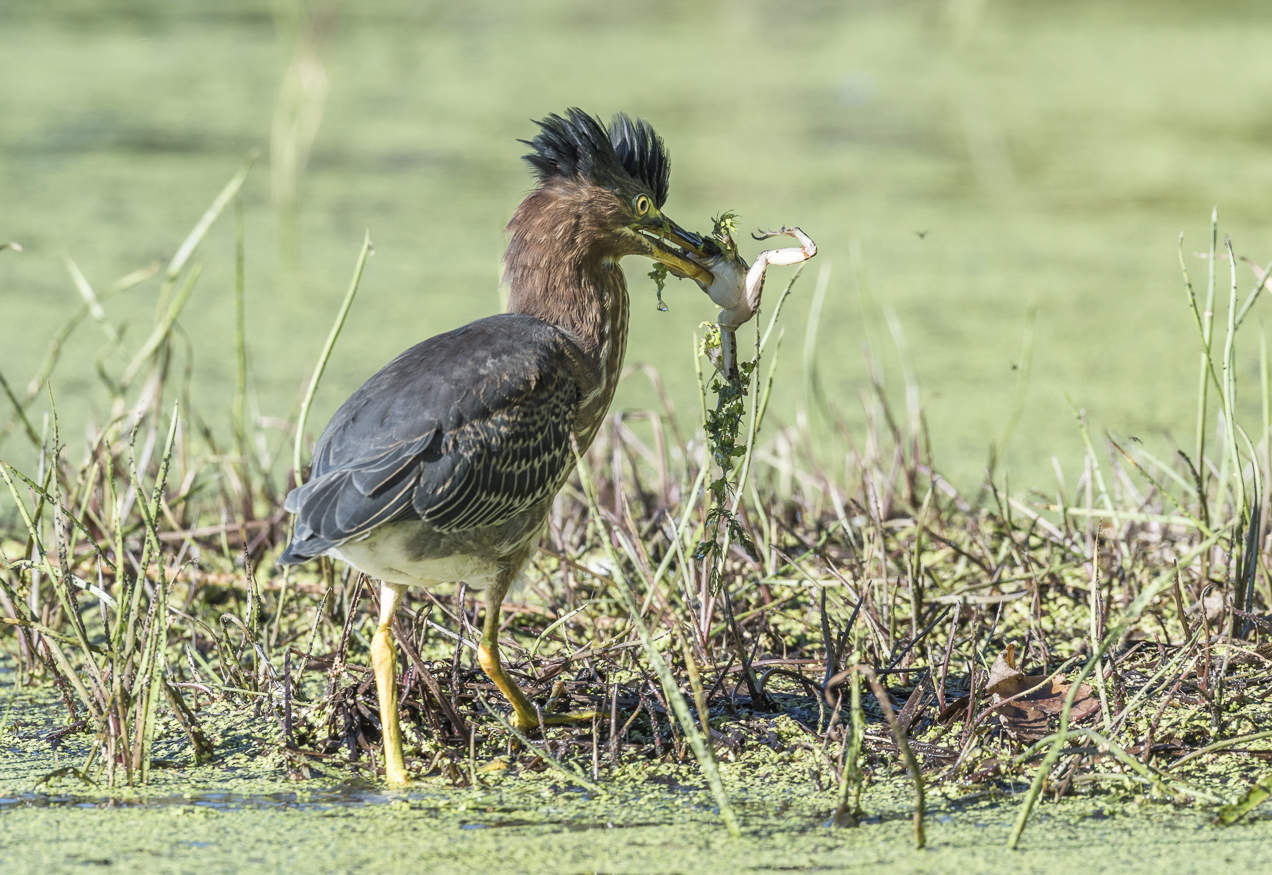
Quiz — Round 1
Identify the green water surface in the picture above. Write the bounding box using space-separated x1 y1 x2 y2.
5 1 1272 488
3 680 1269 875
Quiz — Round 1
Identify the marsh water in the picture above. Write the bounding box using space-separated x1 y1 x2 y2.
3 678 1270 873
6 1 1272 870
5 1 1272 489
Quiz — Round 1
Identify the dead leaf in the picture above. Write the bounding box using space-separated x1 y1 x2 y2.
935 646 1100 737
985 644 1021 692
985 646 1101 741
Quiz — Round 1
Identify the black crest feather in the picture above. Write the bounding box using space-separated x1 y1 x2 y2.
609 113 670 207
521 108 671 207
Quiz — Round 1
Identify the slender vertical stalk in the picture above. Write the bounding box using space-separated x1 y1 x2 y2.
859 666 925 848
831 648 865 827
1220 238 1246 516
1196 209 1218 472
233 192 250 473
293 231 374 480
1262 334 1271 610
574 450 741 839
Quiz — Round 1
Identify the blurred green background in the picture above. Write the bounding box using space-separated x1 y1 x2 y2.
4 0 1272 491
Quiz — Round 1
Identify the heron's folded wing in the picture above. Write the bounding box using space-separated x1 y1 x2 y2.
412 367 578 532
281 315 585 561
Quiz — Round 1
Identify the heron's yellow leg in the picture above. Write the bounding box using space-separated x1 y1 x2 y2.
476 580 595 730
371 582 409 785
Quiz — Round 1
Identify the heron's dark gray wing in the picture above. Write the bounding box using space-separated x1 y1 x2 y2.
279 314 585 564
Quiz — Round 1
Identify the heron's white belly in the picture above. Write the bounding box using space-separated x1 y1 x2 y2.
330 527 501 591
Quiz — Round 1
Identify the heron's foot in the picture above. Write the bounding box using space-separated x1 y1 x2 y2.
479 640 596 732
511 707 598 732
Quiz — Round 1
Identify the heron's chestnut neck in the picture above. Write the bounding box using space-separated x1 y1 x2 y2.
503 180 637 341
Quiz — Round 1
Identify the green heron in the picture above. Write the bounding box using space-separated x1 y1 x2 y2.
279 109 716 785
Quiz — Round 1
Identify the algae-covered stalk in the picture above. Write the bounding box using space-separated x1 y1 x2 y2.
690 217 818 571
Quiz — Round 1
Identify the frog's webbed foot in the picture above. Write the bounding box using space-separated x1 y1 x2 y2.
750 226 817 263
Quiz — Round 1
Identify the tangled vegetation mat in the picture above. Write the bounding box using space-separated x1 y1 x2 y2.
2 172 1272 871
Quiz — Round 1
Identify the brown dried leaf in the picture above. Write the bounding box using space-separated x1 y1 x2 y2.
994 676 1099 741
985 644 1022 692
936 646 1101 737
985 646 1100 741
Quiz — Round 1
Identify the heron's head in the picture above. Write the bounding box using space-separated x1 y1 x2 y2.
513 108 717 285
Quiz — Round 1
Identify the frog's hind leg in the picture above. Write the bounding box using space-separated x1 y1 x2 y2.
749 226 818 266
739 227 819 327
716 226 819 385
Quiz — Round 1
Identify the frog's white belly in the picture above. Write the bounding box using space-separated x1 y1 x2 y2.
704 255 747 312
331 525 501 591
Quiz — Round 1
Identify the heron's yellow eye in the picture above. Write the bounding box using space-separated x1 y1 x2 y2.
633 194 651 216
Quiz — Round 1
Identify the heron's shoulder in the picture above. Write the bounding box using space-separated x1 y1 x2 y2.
382 313 585 377
307 314 584 475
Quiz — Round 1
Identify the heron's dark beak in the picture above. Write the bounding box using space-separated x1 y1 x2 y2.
636 209 718 286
